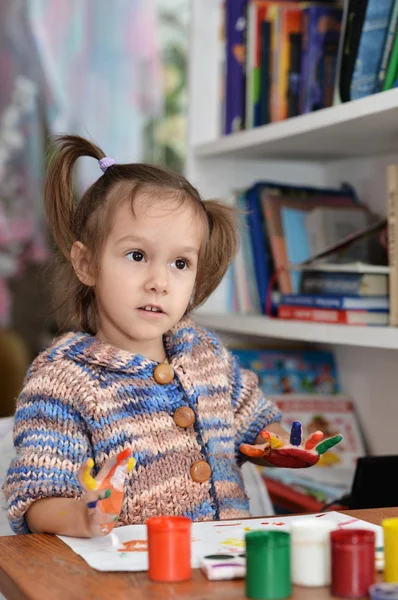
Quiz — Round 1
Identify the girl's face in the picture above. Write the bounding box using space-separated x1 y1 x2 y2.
92 193 203 358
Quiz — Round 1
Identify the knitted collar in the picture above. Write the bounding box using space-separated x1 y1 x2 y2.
48 315 199 374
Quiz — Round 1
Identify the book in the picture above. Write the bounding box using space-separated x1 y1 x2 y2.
377 0 398 92
387 164 398 326
335 0 369 104
280 294 389 311
278 305 389 325
261 193 358 294
382 20 398 91
350 0 395 99
230 347 340 394
273 5 302 121
259 19 272 125
287 32 302 117
300 4 343 114
299 269 389 296
224 0 248 134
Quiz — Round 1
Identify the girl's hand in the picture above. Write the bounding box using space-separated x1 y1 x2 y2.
239 421 342 469
77 449 135 536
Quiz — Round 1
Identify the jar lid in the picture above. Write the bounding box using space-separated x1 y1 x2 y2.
290 518 337 542
369 583 398 600
246 530 290 548
382 518 398 532
331 529 375 545
146 516 191 532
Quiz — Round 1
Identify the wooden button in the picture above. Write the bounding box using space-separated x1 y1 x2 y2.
174 406 195 428
153 363 174 385
190 460 212 483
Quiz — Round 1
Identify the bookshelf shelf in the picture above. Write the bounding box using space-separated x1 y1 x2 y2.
193 313 398 350
194 89 398 162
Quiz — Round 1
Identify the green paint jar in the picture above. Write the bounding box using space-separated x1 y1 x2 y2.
245 530 291 600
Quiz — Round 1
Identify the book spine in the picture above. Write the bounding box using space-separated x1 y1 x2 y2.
387 164 398 326
224 0 248 134
299 271 387 296
382 22 398 91
350 0 395 99
280 294 389 310
278 305 382 324
376 0 398 91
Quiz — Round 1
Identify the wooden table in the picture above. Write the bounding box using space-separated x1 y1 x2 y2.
0 507 397 600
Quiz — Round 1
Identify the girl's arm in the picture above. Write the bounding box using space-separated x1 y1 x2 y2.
26 497 91 537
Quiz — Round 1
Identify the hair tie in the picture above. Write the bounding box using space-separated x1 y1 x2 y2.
99 157 116 173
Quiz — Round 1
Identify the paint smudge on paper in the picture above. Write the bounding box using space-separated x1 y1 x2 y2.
221 538 245 549
215 523 242 527
118 540 148 552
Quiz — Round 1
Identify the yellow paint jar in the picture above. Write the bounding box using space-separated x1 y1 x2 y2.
382 518 398 582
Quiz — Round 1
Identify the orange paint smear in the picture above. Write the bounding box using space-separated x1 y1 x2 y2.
118 540 148 552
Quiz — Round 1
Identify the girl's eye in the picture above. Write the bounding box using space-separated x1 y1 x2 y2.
173 258 189 270
127 250 145 262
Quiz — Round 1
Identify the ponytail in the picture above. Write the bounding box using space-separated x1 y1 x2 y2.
44 135 105 259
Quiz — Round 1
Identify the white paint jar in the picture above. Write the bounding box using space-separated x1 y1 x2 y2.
290 519 337 587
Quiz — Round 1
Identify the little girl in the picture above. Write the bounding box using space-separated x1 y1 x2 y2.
4 135 341 537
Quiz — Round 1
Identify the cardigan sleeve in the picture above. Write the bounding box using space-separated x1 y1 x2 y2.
228 352 283 458
3 361 93 535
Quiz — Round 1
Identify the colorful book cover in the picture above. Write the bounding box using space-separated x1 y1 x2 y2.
382 20 398 91
278 305 389 325
224 0 248 134
230 347 340 394
261 193 356 294
376 0 398 92
280 294 389 311
273 6 302 121
299 269 389 296
350 0 395 99
246 1 280 128
300 4 343 114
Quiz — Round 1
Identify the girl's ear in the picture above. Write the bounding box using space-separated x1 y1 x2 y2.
71 241 96 286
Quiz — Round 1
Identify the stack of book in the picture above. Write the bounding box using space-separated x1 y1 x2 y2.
222 0 398 135
229 178 388 322
277 262 390 326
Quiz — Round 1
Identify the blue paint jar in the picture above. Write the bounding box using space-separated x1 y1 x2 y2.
369 583 398 600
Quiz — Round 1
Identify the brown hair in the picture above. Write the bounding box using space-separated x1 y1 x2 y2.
44 134 239 333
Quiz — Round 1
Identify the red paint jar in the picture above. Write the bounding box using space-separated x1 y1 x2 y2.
146 516 192 582
331 529 376 598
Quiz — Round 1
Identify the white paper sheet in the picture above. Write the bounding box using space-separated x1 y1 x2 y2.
58 511 383 573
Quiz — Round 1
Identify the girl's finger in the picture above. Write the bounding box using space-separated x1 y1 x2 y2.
77 458 97 492
260 430 284 449
240 443 267 458
304 431 324 450
96 449 133 487
316 434 343 455
290 421 302 446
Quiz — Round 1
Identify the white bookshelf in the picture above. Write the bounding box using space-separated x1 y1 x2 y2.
187 0 398 456
195 89 398 161
194 314 398 350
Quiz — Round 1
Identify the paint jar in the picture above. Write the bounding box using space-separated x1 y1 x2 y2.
146 516 191 582
290 518 337 586
331 529 376 598
382 518 398 582
245 530 291 600
369 583 398 600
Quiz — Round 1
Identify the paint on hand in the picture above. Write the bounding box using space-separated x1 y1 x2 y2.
261 431 284 449
86 489 111 510
290 421 302 446
83 458 98 491
316 434 343 455
305 431 324 450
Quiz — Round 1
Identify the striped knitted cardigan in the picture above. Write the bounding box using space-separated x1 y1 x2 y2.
4 316 282 534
